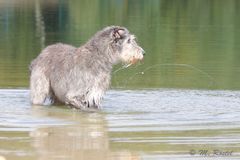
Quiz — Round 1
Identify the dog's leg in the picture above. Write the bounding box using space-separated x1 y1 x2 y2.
65 93 88 109
30 69 50 105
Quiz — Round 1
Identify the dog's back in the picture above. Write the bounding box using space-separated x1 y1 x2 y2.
30 43 76 72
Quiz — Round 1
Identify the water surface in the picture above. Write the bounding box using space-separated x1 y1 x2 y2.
0 89 240 160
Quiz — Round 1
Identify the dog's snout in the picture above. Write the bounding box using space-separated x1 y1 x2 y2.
138 47 145 56
140 48 145 56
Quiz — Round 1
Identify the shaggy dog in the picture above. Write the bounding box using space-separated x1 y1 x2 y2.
30 26 144 109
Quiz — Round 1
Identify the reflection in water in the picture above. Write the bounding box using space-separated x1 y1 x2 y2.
0 89 240 159
34 0 45 49
30 106 139 160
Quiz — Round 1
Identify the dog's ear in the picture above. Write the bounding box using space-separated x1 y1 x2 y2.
112 27 126 41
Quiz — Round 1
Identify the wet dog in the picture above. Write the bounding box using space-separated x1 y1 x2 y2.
30 26 144 109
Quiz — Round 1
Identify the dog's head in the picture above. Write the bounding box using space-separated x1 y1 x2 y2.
109 26 145 65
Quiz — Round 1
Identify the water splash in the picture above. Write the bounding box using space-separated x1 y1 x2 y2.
119 63 216 88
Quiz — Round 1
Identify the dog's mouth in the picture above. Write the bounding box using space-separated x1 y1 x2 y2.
129 56 144 65
122 57 143 68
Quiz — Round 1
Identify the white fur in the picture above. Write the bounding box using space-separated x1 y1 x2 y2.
119 36 144 64
87 88 104 108
30 68 50 104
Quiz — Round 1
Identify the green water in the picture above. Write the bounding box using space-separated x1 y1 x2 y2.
0 0 240 89
1 1 240 160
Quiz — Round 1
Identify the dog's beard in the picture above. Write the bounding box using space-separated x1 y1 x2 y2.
123 58 142 68
130 58 139 65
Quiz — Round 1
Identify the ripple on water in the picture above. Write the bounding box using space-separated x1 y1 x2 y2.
0 89 240 159
104 89 240 131
0 89 240 131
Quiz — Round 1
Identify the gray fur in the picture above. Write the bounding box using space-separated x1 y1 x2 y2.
30 26 144 109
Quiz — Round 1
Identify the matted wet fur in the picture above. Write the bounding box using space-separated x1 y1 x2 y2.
30 26 144 109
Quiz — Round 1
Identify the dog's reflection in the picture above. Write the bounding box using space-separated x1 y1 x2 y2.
30 105 139 160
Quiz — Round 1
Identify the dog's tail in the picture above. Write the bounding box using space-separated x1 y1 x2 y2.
30 68 50 105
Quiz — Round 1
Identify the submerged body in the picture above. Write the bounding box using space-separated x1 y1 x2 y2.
30 26 144 109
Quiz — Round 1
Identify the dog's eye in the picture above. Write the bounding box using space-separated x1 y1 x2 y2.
127 39 131 43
